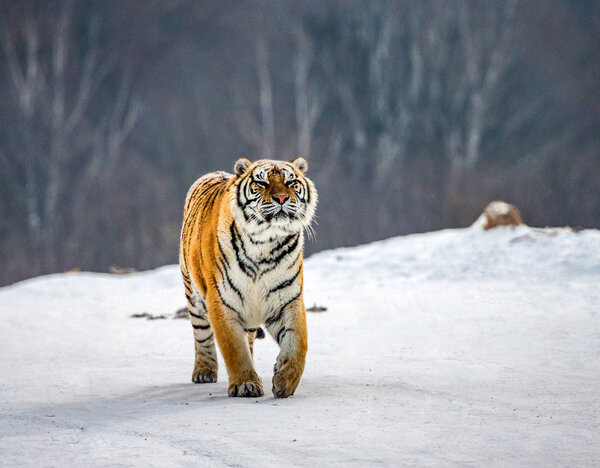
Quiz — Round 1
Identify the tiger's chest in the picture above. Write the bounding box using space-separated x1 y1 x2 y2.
218 228 303 328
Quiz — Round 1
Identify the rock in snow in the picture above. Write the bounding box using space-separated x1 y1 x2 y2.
1 225 599 466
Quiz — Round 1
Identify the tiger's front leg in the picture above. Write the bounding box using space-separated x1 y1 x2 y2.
206 292 264 398
265 298 308 398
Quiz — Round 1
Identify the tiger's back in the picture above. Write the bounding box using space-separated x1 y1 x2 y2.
180 171 232 299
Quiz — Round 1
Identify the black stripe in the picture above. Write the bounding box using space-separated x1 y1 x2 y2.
258 236 301 278
195 333 213 344
189 309 207 320
183 184 203 216
268 267 301 295
266 291 301 326
198 179 225 197
185 189 206 229
214 277 245 324
192 300 206 313
236 178 252 223
236 178 247 209
203 184 222 217
216 237 230 268
193 323 211 330
230 222 256 278
192 179 224 226
297 181 306 202
233 223 254 264
287 249 301 269
247 235 277 245
216 261 244 303
277 327 291 344
238 177 267 225
247 206 266 225
198 184 218 218
268 234 296 257
259 234 299 266
187 183 203 202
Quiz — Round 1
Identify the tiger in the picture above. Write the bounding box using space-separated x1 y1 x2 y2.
179 157 317 398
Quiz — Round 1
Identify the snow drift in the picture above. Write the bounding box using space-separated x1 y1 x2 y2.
1 225 599 466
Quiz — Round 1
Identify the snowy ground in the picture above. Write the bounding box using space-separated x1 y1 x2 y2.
1 225 599 467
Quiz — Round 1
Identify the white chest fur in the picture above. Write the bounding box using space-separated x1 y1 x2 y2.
216 221 303 328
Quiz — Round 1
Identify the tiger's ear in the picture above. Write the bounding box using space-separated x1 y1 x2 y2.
292 157 308 174
234 158 252 176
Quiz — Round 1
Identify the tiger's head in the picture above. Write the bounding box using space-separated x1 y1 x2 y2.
231 157 317 237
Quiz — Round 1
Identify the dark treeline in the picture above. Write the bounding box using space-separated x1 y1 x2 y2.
1 0 599 285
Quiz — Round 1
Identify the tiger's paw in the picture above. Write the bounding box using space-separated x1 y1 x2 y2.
228 379 264 398
192 367 217 383
272 357 302 398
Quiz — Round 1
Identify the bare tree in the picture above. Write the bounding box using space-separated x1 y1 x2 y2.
0 2 140 271
1 0 597 285
1 14 44 251
294 29 324 159
255 36 276 157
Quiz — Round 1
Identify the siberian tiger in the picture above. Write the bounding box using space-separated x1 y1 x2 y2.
179 157 317 398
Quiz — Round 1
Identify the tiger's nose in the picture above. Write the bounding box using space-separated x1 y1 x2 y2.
272 193 289 204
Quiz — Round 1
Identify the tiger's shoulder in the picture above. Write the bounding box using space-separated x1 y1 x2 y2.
183 171 233 216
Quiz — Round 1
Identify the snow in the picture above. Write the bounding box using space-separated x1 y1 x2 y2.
1 225 599 466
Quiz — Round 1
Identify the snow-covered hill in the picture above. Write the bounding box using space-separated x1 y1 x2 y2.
1 225 599 466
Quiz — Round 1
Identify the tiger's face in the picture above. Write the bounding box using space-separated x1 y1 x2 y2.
231 157 317 235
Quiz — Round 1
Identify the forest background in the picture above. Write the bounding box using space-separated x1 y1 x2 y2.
1 0 598 285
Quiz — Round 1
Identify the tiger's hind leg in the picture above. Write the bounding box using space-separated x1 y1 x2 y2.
186 287 218 383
